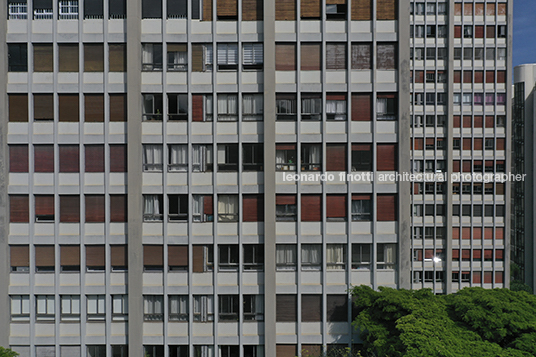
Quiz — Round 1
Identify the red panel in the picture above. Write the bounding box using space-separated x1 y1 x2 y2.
243 195 264 222
192 95 204 122
9 145 28 173
326 195 346 219
376 194 396 221
59 145 80 173
301 195 321 221
110 144 127 172
376 144 397 171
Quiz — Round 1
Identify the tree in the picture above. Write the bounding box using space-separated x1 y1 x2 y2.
0 347 19 357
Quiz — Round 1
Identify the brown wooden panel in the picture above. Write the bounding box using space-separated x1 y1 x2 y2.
144 245 163 266
413 138 423 150
275 44 296 71
9 94 28 122
474 138 483 150
191 44 204 72
276 295 296 322
59 44 79 72
85 145 105 172
475 3 484 15
454 3 461 15
486 71 495 83
351 93 371 121
276 195 296 205
242 0 262 20
326 144 346 171
377 43 396 70
59 94 79 122
454 71 461 83
301 0 320 18
377 144 397 171
351 43 371 69
85 195 105 223
377 194 396 221
352 0 371 20
454 25 462 38
35 195 54 217
86 245 105 267
60 195 80 223
217 0 237 17
11 246 29 267
202 0 213 20
110 144 127 172
464 3 473 15
474 71 483 83
243 195 264 222
109 43 127 72
326 195 346 219
34 94 54 120
192 94 204 121
496 138 505 150
33 44 53 72
192 245 204 272
110 94 127 122
34 145 54 173
301 195 321 221
275 0 296 20
462 160 471 173
486 25 495 38
59 145 80 173
301 43 321 71
475 25 484 38
84 43 104 72
111 245 127 267
463 71 472 83
35 246 54 267
326 43 346 70
168 245 188 267
276 345 297 357
61 246 80 266
327 295 348 322
486 3 495 15
497 3 506 15
302 295 322 322
497 71 506 83
204 195 213 215
414 71 424 83
10 145 28 173
377 0 396 20
452 249 459 260
276 144 296 151
84 94 104 122
110 194 127 222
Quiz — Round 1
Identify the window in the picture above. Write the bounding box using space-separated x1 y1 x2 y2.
243 43 263 70
301 144 322 171
301 244 322 271
301 94 321 121
276 94 297 121
426 25 436 38
242 94 263 121
464 25 473 38
498 25 506 38
10 245 29 272
463 48 473 60
169 295 188 322
192 195 214 223
217 195 238 222
352 195 371 221
36 295 55 321
144 295 164 321
326 2 346 19
276 144 297 171
109 43 127 72
217 44 238 70
244 245 264 270
143 94 163 121
302 295 322 322
167 44 187 71
412 2 424 14
276 195 297 222
192 144 213 172
193 295 214 322
59 44 79 72
168 94 188 120
377 244 396 269
143 195 163 221
87 346 106 357
112 295 128 321
144 245 163 271
8 2 28 19
35 195 54 222
33 0 53 19
219 295 239 321
463 93 472 105
276 244 296 271
327 244 346 270
243 295 263 321
377 94 396 120
326 94 347 120
217 94 238 121
58 0 78 19
352 144 372 171
11 295 30 321
142 44 163 71
219 245 239 270
168 195 188 222
243 144 263 171
352 244 371 269
61 295 80 321
143 144 163 171
413 25 424 38
60 245 80 272
169 346 189 357
276 295 297 322
168 144 188 172
84 0 103 19
8 44 27 72
351 43 372 70
144 346 164 357
192 245 214 272
192 44 213 72
219 346 239 357
326 43 346 70
86 245 105 271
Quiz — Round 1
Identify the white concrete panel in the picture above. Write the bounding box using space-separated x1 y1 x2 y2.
167 323 189 336
166 72 188 85
8 123 29 136
109 173 127 187
34 122 54 135
84 123 105 136
300 121 321 134
110 273 127 286
34 224 55 237
275 21 296 33
191 72 213 85
84 223 105 236
108 72 127 84
326 21 346 33
276 121 297 135
300 71 321 83
9 173 29 187
143 222 163 236
351 21 372 33
109 223 127 236
143 172 163 186
59 223 80 236
7 73 27 84
83 73 104 84
276 323 297 335
243 272 264 286
32 20 53 34
10 274 30 287
167 223 188 237
242 70 263 84
58 73 79 84
241 222 263 236
192 222 213 236
9 223 29 237
34 274 55 286
108 19 126 34
10 323 30 337
376 222 396 234
85 273 106 287
276 71 296 84
376 270 396 285
141 72 163 85
243 322 263 336
35 324 55 337
109 122 127 136
217 172 239 186
218 323 239 336
376 20 396 33
84 173 105 187
326 122 346 134
217 122 239 135
141 19 162 34
376 121 397 134
143 322 164 336
276 272 297 285
167 273 188 286
217 72 238 85
192 323 214 336
301 323 322 336
143 273 163 286
301 271 322 285
217 272 239 285
216 21 237 34
300 21 321 33
325 271 346 285
111 322 127 336
275 222 297 236
351 222 372 234
192 273 213 286
218 223 239 236
7 20 27 34
241 21 262 34
58 123 79 135
376 70 396 83
167 173 188 186
166 19 187 34
300 222 322 236
166 122 187 136
276 172 298 185
191 122 213 136
86 323 106 336
242 121 263 135
326 222 346 235
57 20 78 34
350 270 371 286
60 323 80 337
83 19 103 33
325 71 347 84
59 173 80 187
242 172 263 186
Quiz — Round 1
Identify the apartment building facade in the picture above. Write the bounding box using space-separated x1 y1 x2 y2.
0 0 511 356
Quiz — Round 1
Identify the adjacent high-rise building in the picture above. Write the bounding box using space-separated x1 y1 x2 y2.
0 0 511 356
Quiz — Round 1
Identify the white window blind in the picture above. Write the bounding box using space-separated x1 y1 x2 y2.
243 43 263 65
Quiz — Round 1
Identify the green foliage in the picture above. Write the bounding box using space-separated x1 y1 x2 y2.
510 281 533 294
351 286 536 357
0 347 19 357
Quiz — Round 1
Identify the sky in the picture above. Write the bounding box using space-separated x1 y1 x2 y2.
513 0 536 68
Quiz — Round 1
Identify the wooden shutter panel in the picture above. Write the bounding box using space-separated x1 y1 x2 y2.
86 245 105 267
484 227 493 239
485 116 494 128
276 295 297 322
191 44 204 72
462 250 470 260
144 245 163 266
462 139 471 151
351 43 371 70
192 245 205 272
301 195 321 221
110 94 127 122
33 44 53 72
497 228 504 240
111 245 127 267
110 144 127 172
275 44 296 71
352 0 371 20
475 3 484 16
474 139 483 150
473 272 481 284
454 25 462 38
301 0 320 18
84 44 104 72
59 145 80 173
204 195 213 215
35 195 54 218
495 272 504 284
473 249 482 260
413 139 423 150
497 3 506 15
351 94 371 121
34 94 54 120
168 245 188 267
109 44 127 72
302 295 322 322
377 144 396 171
35 246 55 267
11 245 29 267
276 195 297 205
275 0 296 20
377 194 396 221
34 145 54 173
464 3 473 15
110 195 127 222
192 95 204 121
377 0 396 20
414 71 423 83
486 71 495 83
486 25 495 38
326 43 346 70
462 160 471 172
463 71 472 83
377 44 396 70
475 25 484 38
452 227 460 239
452 249 459 260
326 195 346 219
276 345 297 357
496 138 505 150
9 145 28 173
453 71 461 83
462 116 471 128
60 196 80 223
474 71 483 83
84 94 104 122
326 144 346 171
243 195 264 222
202 0 212 20
242 0 262 21
484 271 492 284
59 94 80 122
85 195 105 223
301 43 321 71
85 145 105 172
59 44 79 72
9 94 28 122
473 227 482 239
497 71 506 83
217 0 237 17
60 246 80 266
495 250 504 260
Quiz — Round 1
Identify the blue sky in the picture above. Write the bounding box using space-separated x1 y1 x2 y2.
513 0 536 68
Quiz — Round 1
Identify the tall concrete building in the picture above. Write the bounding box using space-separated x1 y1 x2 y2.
1 0 511 356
